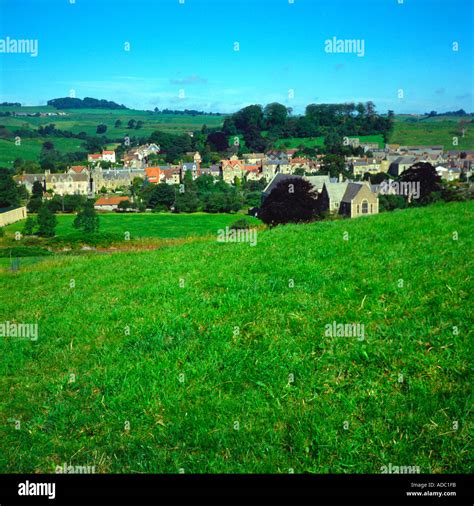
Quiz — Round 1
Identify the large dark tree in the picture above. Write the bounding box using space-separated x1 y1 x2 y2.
206 131 229 152
174 190 200 213
233 105 264 132
259 178 320 226
399 162 442 204
243 125 267 152
264 103 288 129
147 183 176 210
0 169 20 208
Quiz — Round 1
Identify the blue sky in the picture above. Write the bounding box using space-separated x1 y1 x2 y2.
0 0 472 114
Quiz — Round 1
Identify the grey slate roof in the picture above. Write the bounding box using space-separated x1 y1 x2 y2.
264 159 290 166
305 175 330 192
46 173 88 183
324 182 349 203
262 173 329 198
342 183 364 203
182 163 198 171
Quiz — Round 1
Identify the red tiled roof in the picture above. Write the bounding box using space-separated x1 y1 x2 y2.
291 158 307 164
88 154 101 159
102 150 115 155
145 167 161 177
222 160 242 167
244 165 259 172
95 196 130 206
71 165 87 173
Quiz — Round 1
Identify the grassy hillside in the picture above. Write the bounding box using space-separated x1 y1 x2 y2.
0 137 86 166
0 201 472 473
390 120 473 149
0 106 225 137
273 135 384 150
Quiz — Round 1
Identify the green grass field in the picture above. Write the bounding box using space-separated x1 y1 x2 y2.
390 120 474 149
0 202 472 473
0 106 225 138
2 212 260 243
273 135 384 150
1 106 472 168
0 137 86 166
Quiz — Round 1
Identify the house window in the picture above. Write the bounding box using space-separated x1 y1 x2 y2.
361 200 369 214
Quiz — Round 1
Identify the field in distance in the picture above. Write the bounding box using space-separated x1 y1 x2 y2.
0 107 472 167
2 212 259 240
0 105 225 137
0 201 471 472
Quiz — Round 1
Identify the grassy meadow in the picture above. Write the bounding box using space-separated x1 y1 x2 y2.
273 134 385 150
0 106 225 137
0 201 472 473
0 137 86 166
1 212 260 242
390 119 474 149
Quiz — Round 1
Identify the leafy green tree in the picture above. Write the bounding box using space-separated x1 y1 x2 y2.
32 180 44 199
63 194 86 212
96 124 107 134
320 154 347 178
195 174 215 193
293 167 305 176
370 172 390 185
264 103 288 129
233 104 265 132
379 194 408 212
37 204 57 237
243 125 267 152
0 169 21 208
130 177 144 198
114 119 122 128
174 190 200 213
27 197 43 213
324 130 343 154
22 217 36 235
73 199 99 233
244 191 262 208
117 200 131 211
147 183 175 210
399 162 443 204
47 196 63 213
82 137 104 153
203 193 226 213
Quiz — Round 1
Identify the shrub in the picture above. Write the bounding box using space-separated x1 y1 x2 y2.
37 205 57 237
73 200 99 233
22 217 36 235
230 218 252 230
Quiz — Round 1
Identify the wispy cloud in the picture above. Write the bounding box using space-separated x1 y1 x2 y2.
170 75 207 85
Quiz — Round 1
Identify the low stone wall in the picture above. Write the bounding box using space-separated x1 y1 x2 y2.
0 206 27 227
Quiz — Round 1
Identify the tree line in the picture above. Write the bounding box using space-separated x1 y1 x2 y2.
47 97 128 110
